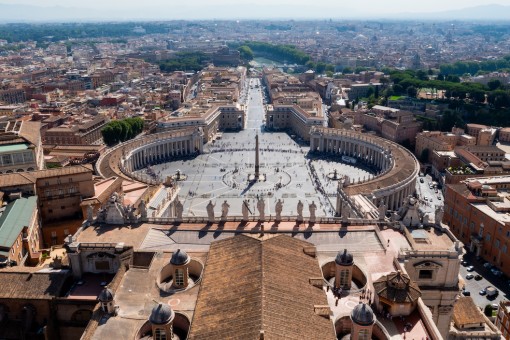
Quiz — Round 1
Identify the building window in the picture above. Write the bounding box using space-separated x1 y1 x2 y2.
486 234 491 241
339 269 349 287
419 270 433 279
2 154 12 165
175 268 184 286
154 328 166 340
358 329 369 340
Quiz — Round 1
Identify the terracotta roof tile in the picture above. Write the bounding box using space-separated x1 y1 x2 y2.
0 270 69 299
453 297 486 326
373 271 421 304
188 234 336 340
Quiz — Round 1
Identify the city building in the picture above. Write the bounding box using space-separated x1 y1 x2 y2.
358 106 422 145
0 196 41 267
0 165 95 246
443 175 510 276
495 300 510 339
0 119 44 173
449 296 501 339
43 115 108 146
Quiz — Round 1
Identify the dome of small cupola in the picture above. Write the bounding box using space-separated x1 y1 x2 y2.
149 303 175 325
351 303 375 326
335 249 353 266
98 287 114 302
170 248 190 266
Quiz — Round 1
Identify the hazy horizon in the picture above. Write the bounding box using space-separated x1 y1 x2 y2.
1 0 510 13
3 0 510 21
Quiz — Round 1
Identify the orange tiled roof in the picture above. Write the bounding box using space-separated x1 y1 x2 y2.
188 234 336 340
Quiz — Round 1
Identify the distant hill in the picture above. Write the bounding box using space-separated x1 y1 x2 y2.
392 4 510 21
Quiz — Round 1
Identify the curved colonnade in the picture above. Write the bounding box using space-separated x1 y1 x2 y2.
96 127 204 183
310 127 419 211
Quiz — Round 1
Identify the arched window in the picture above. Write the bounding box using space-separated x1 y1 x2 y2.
175 268 184 286
339 269 349 286
154 328 167 340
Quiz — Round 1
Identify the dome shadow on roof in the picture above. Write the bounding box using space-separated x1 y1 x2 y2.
351 303 375 326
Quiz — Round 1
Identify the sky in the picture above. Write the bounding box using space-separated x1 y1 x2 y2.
2 0 510 12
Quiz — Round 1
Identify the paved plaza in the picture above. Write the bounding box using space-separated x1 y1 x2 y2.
134 78 374 218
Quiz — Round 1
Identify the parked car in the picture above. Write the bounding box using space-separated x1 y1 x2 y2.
491 268 503 276
420 178 424 183
474 275 483 281
466 274 474 280
462 290 471 296
483 263 492 269
461 260 469 266
486 286 499 298
492 304 499 309
466 266 475 272
479 289 487 295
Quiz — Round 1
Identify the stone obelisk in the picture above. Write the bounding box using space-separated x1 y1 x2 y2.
255 134 260 178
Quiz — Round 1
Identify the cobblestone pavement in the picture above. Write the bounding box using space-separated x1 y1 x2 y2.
134 78 372 218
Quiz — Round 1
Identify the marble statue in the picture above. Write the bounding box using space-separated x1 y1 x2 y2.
206 200 216 222
242 200 250 221
400 197 421 227
97 208 106 223
257 197 265 220
297 200 304 221
139 199 147 220
435 206 444 226
174 198 183 221
221 200 230 220
342 204 350 223
127 205 136 222
275 199 283 221
103 193 128 225
309 201 317 223
86 205 94 223
378 202 387 221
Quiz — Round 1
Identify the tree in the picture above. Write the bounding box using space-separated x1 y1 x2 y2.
407 86 418 98
488 90 510 108
238 45 254 61
342 67 353 74
305 60 316 70
487 79 503 91
416 70 428 80
470 90 486 103
315 62 327 74
484 304 493 317
101 117 144 146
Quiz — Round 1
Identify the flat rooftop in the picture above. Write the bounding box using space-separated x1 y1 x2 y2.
0 143 29 153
